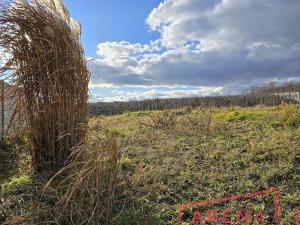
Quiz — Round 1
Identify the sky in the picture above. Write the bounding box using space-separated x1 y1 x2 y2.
63 0 300 102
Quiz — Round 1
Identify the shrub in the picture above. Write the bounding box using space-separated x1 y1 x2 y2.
141 111 178 130
186 108 213 134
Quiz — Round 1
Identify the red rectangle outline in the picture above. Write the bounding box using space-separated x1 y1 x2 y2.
178 187 279 224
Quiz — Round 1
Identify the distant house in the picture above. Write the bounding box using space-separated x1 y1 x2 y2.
275 92 300 102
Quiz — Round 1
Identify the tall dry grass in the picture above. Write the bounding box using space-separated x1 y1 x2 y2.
0 1 122 224
2 123 121 225
0 0 89 172
36 124 121 224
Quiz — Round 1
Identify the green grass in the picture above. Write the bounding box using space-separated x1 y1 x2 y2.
213 107 267 122
125 110 152 117
1 104 299 224
103 105 299 224
1 175 31 193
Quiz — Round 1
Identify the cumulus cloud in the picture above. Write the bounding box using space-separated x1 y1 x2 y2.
97 41 152 58
89 0 300 101
147 0 300 49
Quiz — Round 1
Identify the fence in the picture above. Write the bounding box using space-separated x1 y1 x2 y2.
89 94 291 116
0 80 14 140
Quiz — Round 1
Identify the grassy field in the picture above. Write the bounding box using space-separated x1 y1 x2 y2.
1 104 300 224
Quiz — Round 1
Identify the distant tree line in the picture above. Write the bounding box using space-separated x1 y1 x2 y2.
89 82 300 116
248 81 300 95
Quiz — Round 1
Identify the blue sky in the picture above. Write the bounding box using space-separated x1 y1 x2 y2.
64 0 161 58
63 0 300 102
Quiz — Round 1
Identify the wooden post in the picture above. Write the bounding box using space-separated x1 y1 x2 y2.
1 80 4 140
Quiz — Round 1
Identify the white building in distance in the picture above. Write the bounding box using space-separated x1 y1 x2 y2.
275 92 300 102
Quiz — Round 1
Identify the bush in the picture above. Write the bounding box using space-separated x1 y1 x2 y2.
186 108 213 134
141 111 178 130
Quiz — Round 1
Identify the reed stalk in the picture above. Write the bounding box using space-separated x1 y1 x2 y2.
0 0 90 172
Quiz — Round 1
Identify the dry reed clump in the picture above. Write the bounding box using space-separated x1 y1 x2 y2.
42 124 120 224
0 0 89 172
2 123 121 225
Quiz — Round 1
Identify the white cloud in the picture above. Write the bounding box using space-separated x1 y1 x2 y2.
97 41 153 58
89 85 224 102
88 0 300 101
89 82 120 88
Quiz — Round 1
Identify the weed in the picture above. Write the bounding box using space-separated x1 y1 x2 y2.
140 111 178 130
120 156 134 171
185 108 213 134
286 116 300 128
270 121 284 129
216 111 263 122
1 175 31 193
267 103 300 129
